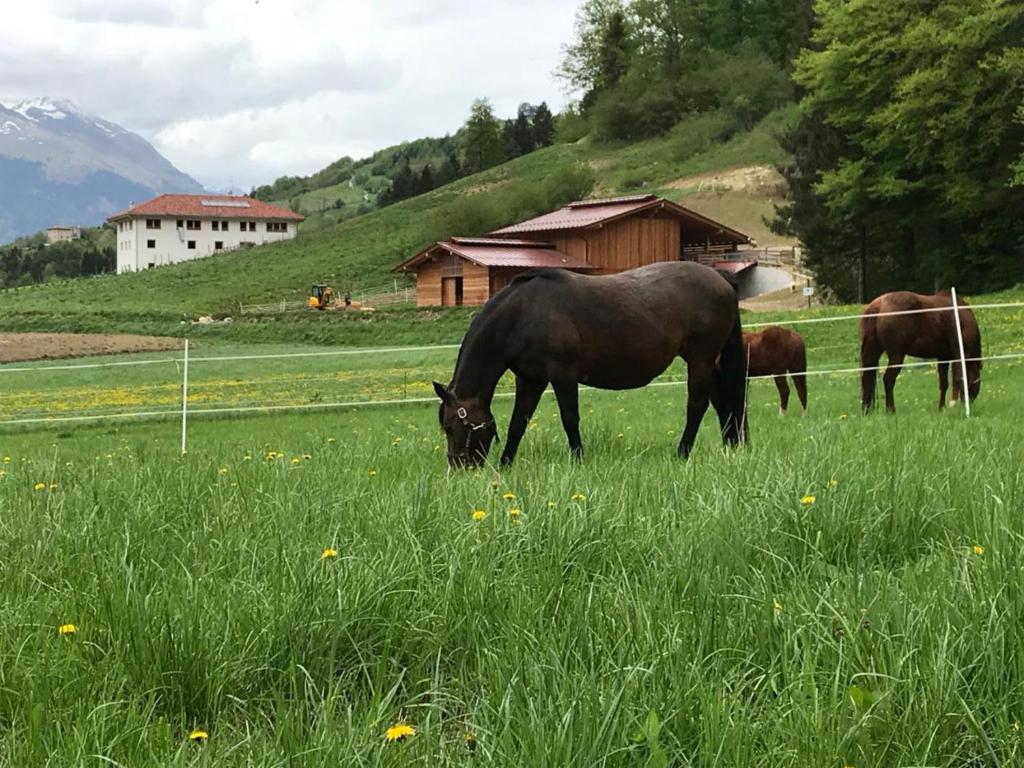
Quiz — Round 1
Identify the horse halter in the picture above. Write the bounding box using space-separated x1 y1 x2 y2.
456 407 497 453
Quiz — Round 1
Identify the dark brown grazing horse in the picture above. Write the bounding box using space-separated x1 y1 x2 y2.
860 290 982 413
745 326 808 414
433 261 749 468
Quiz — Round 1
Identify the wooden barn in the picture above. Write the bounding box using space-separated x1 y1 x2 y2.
395 195 752 307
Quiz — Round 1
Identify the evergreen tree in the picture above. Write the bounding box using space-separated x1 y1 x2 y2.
532 102 555 147
460 98 505 174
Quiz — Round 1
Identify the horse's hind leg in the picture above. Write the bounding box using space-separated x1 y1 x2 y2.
883 353 905 414
937 363 949 410
792 373 808 415
679 360 713 459
500 376 547 466
773 375 790 415
551 378 583 461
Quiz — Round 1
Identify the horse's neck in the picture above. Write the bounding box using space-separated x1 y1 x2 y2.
451 315 508 406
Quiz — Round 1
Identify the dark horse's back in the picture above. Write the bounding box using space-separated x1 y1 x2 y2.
495 261 741 390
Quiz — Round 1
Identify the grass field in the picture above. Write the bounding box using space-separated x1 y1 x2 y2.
1 295 1023 765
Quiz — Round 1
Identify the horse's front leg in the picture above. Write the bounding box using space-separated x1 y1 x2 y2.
551 378 583 460
937 362 949 410
883 353 904 414
773 375 790 415
500 376 547 466
679 360 713 459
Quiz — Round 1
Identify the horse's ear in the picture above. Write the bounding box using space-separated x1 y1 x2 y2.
433 381 454 405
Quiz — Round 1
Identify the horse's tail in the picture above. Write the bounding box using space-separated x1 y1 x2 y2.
790 336 808 413
718 310 749 445
860 303 882 412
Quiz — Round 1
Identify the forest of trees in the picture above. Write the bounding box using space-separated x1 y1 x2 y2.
0 228 115 287
773 0 1024 300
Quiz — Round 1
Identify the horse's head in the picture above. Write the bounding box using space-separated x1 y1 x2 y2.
967 359 982 400
433 381 498 469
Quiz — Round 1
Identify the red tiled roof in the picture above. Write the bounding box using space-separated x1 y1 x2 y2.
107 194 304 222
394 238 595 272
491 195 749 244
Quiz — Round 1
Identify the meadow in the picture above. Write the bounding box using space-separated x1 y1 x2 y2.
1 296 1024 766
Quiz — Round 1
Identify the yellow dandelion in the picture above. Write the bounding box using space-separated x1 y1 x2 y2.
546 500 555 508
327 437 336 444
773 600 783 616
33 482 46 491
302 454 312 460
617 433 624 439
828 479 838 489
290 458 301 465
972 544 985 555
508 508 522 517
189 729 208 741
1013 720 1021 732
58 623 77 636
501 492 516 501
472 510 487 521
838 413 848 421
384 723 416 742
571 493 586 502
243 455 252 461
2 456 10 463
800 494 816 505
218 467 228 475
50 483 58 491
369 470 378 476
321 547 338 560
465 730 478 751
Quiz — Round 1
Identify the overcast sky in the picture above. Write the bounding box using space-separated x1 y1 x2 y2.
0 0 581 190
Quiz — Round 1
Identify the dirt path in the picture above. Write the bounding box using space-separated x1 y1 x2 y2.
0 333 181 363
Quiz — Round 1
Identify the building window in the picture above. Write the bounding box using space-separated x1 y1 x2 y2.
215 241 223 250
146 218 161 229
249 221 256 231
222 220 229 230
267 222 288 233
212 221 219 231
176 219 184 228
187 240 196 250
147 262 155 269
186 220 201 230
147 240 155 249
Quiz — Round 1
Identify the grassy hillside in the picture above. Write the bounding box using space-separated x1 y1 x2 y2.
0 107 795 339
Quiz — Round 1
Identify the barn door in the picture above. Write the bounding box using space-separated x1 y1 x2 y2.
442 277 463 306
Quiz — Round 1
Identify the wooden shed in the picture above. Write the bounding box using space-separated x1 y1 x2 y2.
490 194 752 271
394 195 753 307
395 238 597 307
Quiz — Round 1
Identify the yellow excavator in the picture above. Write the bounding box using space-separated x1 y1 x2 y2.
309 284 335 310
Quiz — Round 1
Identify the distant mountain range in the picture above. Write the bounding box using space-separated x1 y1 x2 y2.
0 97 203 243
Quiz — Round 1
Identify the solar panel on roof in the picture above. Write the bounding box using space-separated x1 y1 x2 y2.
201 199 250 208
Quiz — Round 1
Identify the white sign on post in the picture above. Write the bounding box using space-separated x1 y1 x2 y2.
802 286 815 297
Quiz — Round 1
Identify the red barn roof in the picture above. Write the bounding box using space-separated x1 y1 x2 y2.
395 238 596 273
107 194 304 222
491 194 750 243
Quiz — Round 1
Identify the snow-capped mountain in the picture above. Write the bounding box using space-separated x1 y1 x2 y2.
0 97 204 242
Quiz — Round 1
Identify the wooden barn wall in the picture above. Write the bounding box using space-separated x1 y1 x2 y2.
415 261 442 307
586 214 680 272
462 261 490 305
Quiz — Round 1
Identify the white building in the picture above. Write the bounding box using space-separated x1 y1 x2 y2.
108 194 304 273
46 226 81 244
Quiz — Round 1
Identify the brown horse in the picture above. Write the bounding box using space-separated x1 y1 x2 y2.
745 326 808 414
860 291 982 413
433 261 749 468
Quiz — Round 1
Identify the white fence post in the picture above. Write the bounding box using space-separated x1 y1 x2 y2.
951 287 971 418
180 338 190 453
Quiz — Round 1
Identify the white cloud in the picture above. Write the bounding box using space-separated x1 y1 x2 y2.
0 0 580 189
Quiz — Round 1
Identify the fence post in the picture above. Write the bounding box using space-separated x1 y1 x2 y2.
180 338 190 453
951 287 971 418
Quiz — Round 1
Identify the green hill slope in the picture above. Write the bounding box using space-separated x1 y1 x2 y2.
0 107 794 338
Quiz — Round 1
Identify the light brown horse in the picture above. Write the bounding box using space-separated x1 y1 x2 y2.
745 326 808 414
860 291 982 413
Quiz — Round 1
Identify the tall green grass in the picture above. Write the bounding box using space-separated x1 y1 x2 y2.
1 342 1023 765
